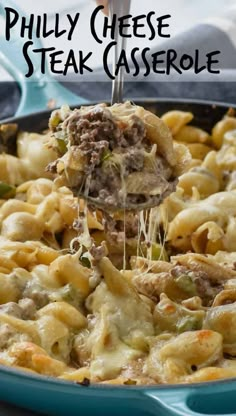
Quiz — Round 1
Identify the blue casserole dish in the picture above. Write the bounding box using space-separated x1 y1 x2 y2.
1 97 236 416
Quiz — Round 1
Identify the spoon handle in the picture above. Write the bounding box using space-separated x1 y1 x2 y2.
109 0 131 105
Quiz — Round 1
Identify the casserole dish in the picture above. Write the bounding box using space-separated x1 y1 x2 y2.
0 97 236 416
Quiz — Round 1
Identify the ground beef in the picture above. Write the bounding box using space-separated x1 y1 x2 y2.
170 265 189 278
90 242 107 261
89 166 121 198
88 148 146 205
194 276 222 306
0 324 16 349
22 283 49 309
122 116 146 147
171 265 222 306
0 302 22 319
79 139 109 172
121 149 145 174
51 105 177 210
18 298 36 320
104 214 139 239
63 107 122 171
46 159 58 174
64 109 146 149
0 324 31 350
60 108 147 174
0 299 36 320
65 107 122 148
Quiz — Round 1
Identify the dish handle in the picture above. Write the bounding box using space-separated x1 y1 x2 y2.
145 390 208 416
0 0 87 117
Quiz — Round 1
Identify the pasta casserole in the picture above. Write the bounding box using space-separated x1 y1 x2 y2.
0 103 236 385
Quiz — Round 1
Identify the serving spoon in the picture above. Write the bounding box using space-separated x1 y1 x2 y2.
109 0 132 104
53 1 178 213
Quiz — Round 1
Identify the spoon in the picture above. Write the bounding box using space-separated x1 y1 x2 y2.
51 2 178 213
109 0 132 104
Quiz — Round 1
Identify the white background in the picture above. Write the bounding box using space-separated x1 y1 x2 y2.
0 0 235 80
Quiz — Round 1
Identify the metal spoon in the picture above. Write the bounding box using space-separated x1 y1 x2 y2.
109 0 131 105
57 1 178 212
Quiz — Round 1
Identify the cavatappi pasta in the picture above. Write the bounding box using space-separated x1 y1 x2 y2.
1 106 236 385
